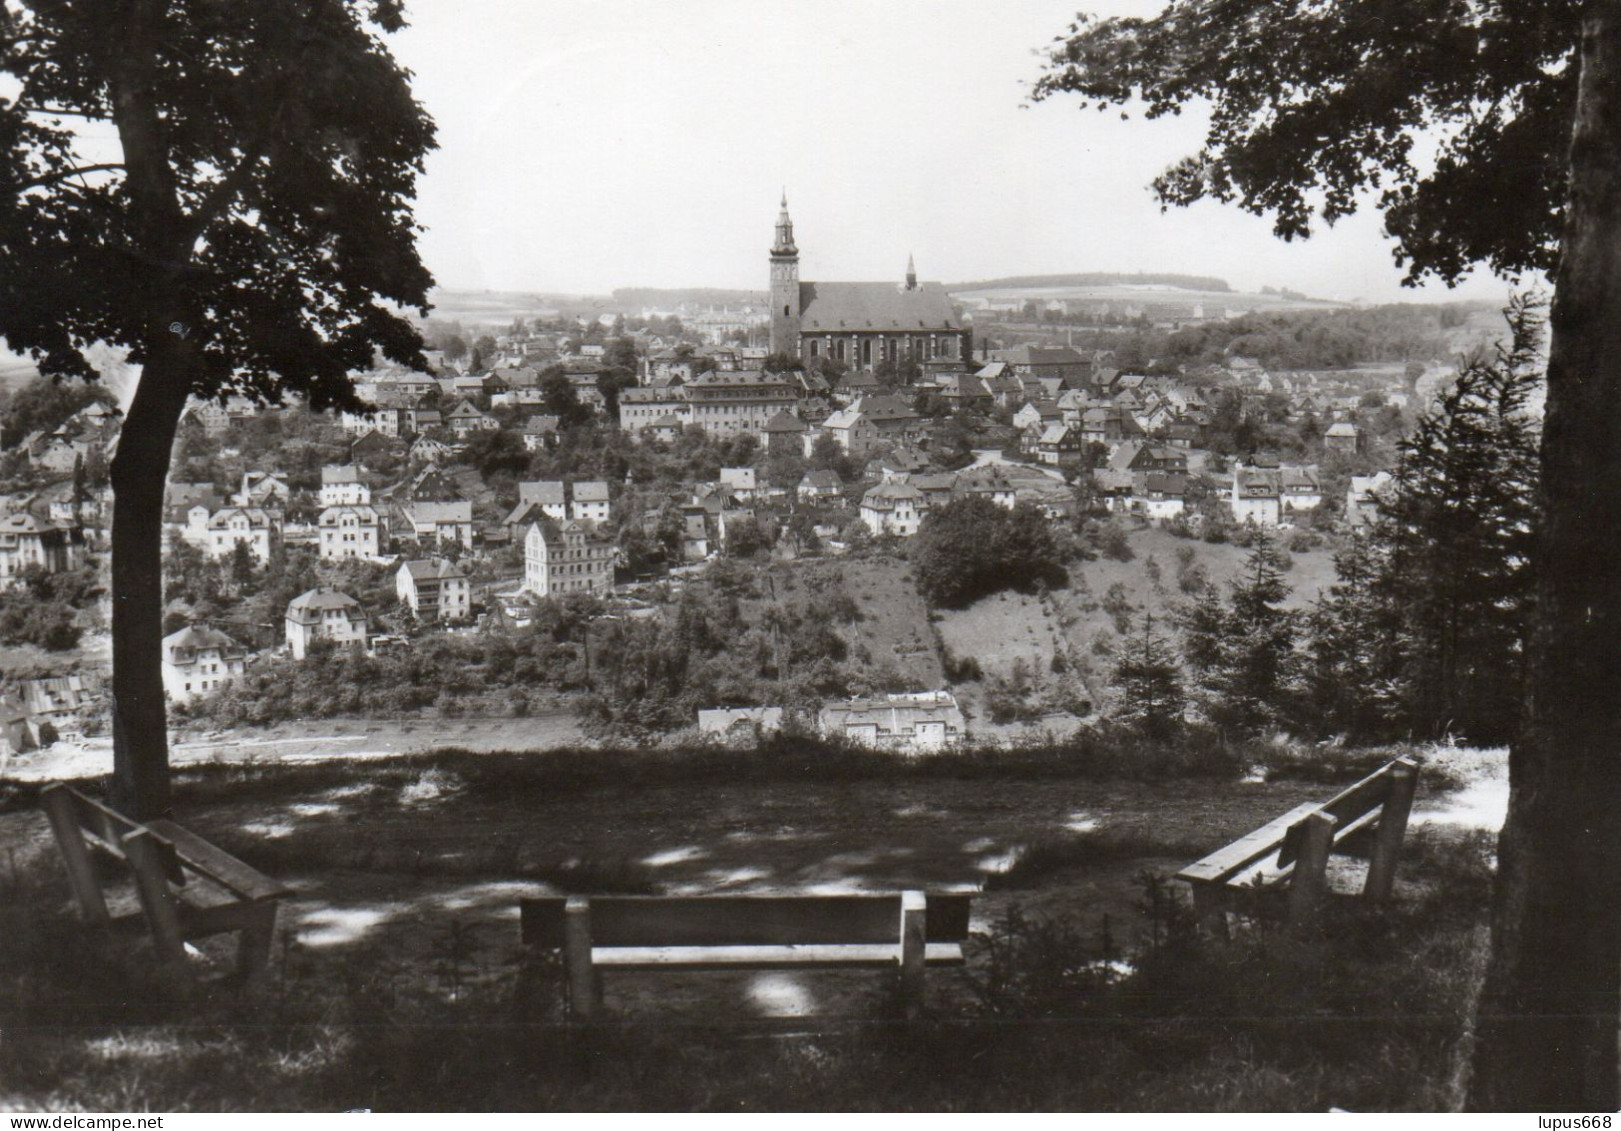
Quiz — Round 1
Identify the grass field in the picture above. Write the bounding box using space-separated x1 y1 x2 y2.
0 744 1500 1110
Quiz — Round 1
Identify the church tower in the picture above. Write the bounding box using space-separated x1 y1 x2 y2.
769 193 801 357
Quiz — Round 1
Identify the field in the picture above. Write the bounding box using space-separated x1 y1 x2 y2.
932 525 1340 719
0 743 1503 1110
827 558 944 688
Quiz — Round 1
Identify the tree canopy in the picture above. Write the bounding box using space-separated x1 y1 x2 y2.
1 0 435 400
1 0 437 818
1031 0 1578 284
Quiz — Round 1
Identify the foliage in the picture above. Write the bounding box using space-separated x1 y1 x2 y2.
1313 300 1542 744
1032 1 1575 285
1177 538 1303 734
1109 613 1185 737
0 566 98 650
913 497 1066 608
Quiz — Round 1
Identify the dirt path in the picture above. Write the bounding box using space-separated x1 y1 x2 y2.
0 712 585 783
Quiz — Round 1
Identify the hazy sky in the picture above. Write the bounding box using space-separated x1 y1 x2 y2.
392 0 1525 305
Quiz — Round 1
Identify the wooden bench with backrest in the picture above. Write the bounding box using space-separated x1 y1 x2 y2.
520 890 973 1020
1176 757 1419 934
41 783 290 983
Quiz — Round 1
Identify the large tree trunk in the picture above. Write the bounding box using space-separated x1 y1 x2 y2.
1467 0 1621 1111
107 337 192 820
103 1 196 820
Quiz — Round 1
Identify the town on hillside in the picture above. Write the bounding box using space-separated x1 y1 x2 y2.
0 198 1497 757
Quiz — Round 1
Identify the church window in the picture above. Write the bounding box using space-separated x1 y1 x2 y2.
784 305 790 317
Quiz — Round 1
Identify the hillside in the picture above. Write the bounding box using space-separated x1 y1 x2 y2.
927 526 1340 724
950 271 1233 293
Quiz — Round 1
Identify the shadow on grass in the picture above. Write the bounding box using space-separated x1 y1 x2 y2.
0 817 1494 1112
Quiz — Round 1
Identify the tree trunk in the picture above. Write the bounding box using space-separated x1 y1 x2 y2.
1468 0 1621 1110
102 1 198 819
108 336 193 820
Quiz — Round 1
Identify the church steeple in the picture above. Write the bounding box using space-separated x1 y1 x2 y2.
905 252 917 291
769 192 801 356
772 191 798 256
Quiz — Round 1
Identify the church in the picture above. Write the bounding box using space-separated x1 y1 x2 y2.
768 196 969 371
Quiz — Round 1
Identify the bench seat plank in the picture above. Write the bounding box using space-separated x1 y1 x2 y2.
147 820 291 902
592 942 966 970
1176 803 1321 885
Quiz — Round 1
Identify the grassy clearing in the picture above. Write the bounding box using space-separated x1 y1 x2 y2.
0 743 1491 1111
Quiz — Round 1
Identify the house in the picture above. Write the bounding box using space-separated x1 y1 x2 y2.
1324 420 1361 453
1036 423 1087 466
992 344 1092 386
1347 471 1394 528
871 446 930 480
396 558 471 622
408 407 444 434
697 706 784 737
1109 442 1188 475
0 514 85 586
444 399 498 437
860 482 926 537
408 435 453 464
760 410 809 454
1231 467 1282 526
17 675 93 726
0 696 37 757
160 624 248 704
953 467 1020 510
237 471 291 509
285 588 369 660
936 374 993 409
1279 466 1324 514
205 506 277 561
521 414 561 452
1080 407 1144 446
645 413 685 443
339 405 402 437
395 498 473 549
523 519 615 598
1012 400 1061 431
317 504 382 560
817 691 965 753
718 467 758 501
1131 471 1188 520
319 465 371 506
570 480 612 525
797 469 843 502
818 406 881 457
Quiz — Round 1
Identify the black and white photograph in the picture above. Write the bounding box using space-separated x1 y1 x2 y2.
0 0 1616 1115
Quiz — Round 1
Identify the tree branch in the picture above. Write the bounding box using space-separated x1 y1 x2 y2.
6 162 125 194
183 144 269 241
19 103 110 120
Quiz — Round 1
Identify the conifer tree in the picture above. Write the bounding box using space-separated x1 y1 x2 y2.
1371 299 1542 743
1177 538 1302 734
1110 612 1184 737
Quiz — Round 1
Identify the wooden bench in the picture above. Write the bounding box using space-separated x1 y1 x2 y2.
520 891 973 1020
41 783 291 983
1176 757 1419 934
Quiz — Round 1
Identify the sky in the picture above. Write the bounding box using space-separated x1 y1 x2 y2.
390 0 1525 305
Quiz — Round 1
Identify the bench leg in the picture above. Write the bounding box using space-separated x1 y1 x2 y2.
1287 812 1336 933
564 896 597 1021
237 900 278 984
1363 761 1418 901
899 891 926 1020
41 788 111 926
122 829 192 976
1190 883 1229 940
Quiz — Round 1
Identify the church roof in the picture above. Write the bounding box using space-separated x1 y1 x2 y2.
798 281 960 333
